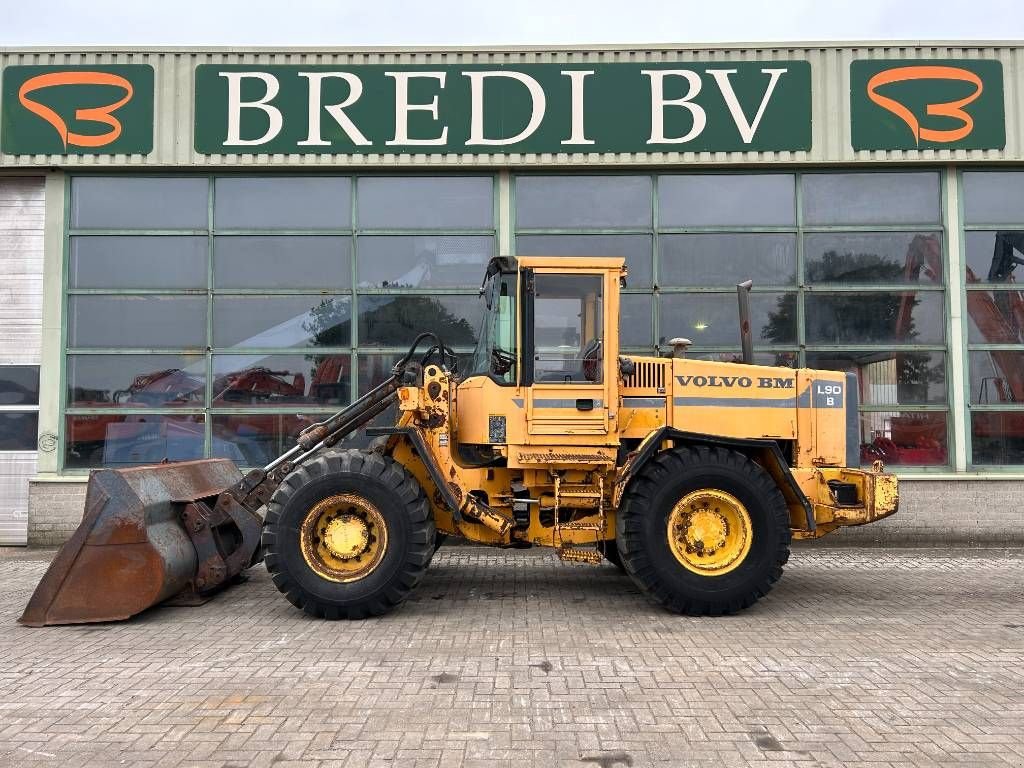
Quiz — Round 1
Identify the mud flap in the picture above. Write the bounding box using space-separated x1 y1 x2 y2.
19 459 261 627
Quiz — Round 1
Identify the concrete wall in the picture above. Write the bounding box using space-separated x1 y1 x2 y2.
25 477 1024 548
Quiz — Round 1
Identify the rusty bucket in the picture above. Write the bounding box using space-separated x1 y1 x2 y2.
20 459 258 627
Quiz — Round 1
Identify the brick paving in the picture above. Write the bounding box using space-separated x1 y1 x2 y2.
0 546 1022 768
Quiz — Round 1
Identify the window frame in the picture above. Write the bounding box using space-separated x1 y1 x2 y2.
60 172 499 472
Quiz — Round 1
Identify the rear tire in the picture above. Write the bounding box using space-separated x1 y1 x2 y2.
262 449 434 619
616 445 790 615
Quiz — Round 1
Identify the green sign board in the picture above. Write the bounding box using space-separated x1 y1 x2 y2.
1 65 153 155
194 62 812 155
850 59 1004 151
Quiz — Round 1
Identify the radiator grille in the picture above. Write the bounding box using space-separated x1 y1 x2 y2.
623 360 666 391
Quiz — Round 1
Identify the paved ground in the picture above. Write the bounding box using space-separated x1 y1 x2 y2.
0 546 1022 768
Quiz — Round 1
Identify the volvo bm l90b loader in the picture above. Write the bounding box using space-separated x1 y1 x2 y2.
21 256 897 626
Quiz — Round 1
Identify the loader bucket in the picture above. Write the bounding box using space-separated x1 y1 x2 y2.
19 459 248 627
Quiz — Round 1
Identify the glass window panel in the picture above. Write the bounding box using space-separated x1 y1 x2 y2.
963 171 1024 224
965 289 1024 344
358 295 481 348
214 177 351 229
805 351 947 405
659 234 796 287
964 230 1024 283
65 414 205 469
532 274 604 384
805 292 945 345
860 411 948 466
515 234 653 288
214 236 351 289
971 412 1024 465
213 295 352 349
968 350 1024 405
70 236 208 289
356 235 493 288
620 294 653 348
67 354 205 408
71 177 208 229
659 292 796 346
0 412 37 451
212 353 351 407
804 232 943 285
211 414 313 467
802 172 940 225
659 174 795 226
516 176 652 229
0 366 39 406
68 296 208 348
357 177 492 229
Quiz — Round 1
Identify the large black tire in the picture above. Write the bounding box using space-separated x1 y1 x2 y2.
603 539 626 572
262 449 434 619
616 445 791 615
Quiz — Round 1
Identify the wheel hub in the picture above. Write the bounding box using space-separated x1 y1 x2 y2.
667 489 752 576
300 494 388 583
323 515 370 560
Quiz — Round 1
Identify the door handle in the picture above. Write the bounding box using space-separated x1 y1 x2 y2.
576 398 594 411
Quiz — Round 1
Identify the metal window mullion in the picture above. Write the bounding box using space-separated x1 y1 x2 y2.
67 229 210 236
799 223 944 233
351 179 360 400
58 175 73 471
204 175 215 458
212 229 355 236
355 228 495 236
945 167 968 471
651 173 660 350
795 172 806 368
66 288 209 295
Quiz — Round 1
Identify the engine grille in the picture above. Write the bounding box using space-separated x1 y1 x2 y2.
623 360 666 391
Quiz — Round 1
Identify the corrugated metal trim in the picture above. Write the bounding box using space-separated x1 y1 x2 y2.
0 177 44 364
1 44 1022 168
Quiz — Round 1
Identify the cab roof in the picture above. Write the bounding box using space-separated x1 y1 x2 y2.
486 255 626 273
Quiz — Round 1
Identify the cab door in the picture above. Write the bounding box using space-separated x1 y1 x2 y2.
524 270 614 438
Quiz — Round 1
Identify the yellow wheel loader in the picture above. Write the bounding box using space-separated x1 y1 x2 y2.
21 256 897 626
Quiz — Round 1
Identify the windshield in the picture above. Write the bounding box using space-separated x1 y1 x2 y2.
468 271 517 383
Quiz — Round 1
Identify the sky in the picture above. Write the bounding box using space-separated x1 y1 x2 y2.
2 0 1023 47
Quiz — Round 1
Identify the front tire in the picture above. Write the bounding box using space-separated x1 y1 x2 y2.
262 450 434 619
616 445 790 615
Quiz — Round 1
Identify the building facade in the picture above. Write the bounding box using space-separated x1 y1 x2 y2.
0 43 1022 546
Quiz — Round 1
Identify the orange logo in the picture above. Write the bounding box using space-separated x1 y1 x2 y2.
866 65 982 145
17 71 134 149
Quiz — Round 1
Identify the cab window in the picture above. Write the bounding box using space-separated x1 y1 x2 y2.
533 274 603 384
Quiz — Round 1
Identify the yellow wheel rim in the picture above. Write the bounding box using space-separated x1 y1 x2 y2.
300 494 388 583
667 489 752 576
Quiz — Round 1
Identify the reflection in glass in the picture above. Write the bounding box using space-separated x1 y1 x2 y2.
214 236 351 289
804 232 943 284
0 366 40 406
65 414 205 469
658 174 795 226
213 295 352 348
71 177 208 229
516 176 652 228
356 235 493 288
67 355 205 408
969 350 1024 405
806 351 947 405
212 354 351 406
859 411 947 466
802 172 939 225
966 290 1024 344
0 412 38 451
659 234 796 287
212 414 314 467
70 237 208 289
516 234 652 288
804 292 945 345
661 292 795 346
963 171 1024 225
215 177 351 229
971 412 1024 465
358 296 480 348
68 296 208 349
532 274 604 384
359 354 470 394
357 177 493 229
687 351 797 368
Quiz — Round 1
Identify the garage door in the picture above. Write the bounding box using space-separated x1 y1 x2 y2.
0 177 44 545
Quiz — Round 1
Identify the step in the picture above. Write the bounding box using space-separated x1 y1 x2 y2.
557 522 604 531
557 547 604 565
